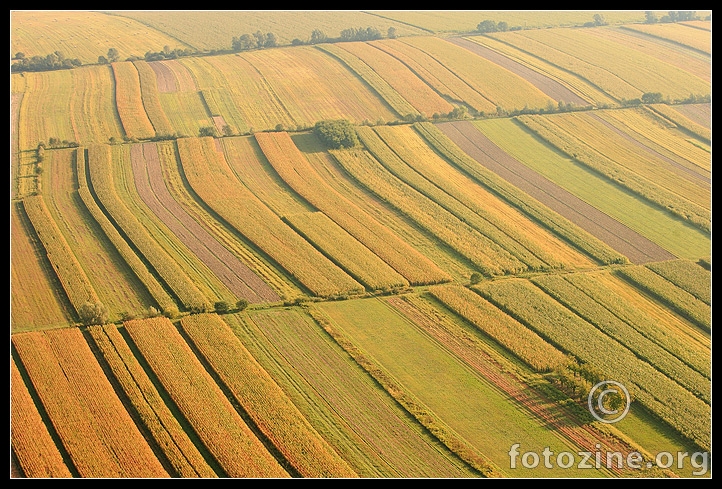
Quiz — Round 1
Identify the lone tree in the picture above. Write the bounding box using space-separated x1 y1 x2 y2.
236 298 249 311
78 301 109 326
314 119 359 149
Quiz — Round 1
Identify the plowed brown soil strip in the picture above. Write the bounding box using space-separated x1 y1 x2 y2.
438 121 677 264
148 61 178 93
449 37 589 106
130 142 278 302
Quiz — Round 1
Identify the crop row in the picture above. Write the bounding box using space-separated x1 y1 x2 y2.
365 125 575 270
616 265 711 332
645 259 711 305
428 284 568 372
111 61 156 140
531 274 710 403
374 39 495 114
10 357 72 478
87 324 218 477
179 313 358 478
123 317 290 478
12 329 169 477
285 212 408 291
330 143 528 276
74 148 177 313
399 36 553 112
413 121 627 265
316 44 419 118
177 136 363 297
516 113 710 232
334 41 454 117
647 104 710 142
255 131 448 285
87 144 210 311
474 278 711 451
22 194 99 317
133 60 175 136
563 271 710 379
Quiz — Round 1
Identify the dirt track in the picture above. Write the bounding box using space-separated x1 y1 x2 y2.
438 121 677 264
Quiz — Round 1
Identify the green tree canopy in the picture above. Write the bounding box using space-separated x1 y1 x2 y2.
314 120 359 149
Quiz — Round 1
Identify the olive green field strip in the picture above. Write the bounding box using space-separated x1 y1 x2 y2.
427 284 568 373
621 22 711 55
87 324 219 478
372 38 498 114
177 136 363 297
365 125 596 270
11 203 72 332
87 144 210 311
473 279 711 452
648 103 710 142
447 37 589 106
219 134 407 291
315 43 420 119
179 313 359 478
615 266 711 333
462 35 617 107
130 141 276 303
475 117 710 261
331 142 530 277
133 60 175 136
645 260 711 305
11 358 73 478
158 91 212 139
74 147 177 313
562 270 710 379
45 148 154 321
10 11 188 65
385 294 643 478
21 194 98 319
123 317 290 478
315 298 609 478
332 40 454 117
530 274 710 404
487 28 710 102
439 119 688 263
111 61 156 140
516 112 711 232
238 308 476 478
397 36 556 112
412 121 626 266
12 329 170 477
255 131 449 285
290 133 469 283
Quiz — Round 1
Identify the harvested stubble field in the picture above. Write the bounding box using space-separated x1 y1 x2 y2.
11 10 711 480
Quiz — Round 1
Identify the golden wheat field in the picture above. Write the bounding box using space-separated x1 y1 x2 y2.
10 10 711 479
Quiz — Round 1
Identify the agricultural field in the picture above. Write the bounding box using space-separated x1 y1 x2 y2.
11 11 711 479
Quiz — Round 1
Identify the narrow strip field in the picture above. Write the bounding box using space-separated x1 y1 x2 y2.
11 357 73 478
177 136 362 297
437 120 691 263
130 141 275 302
124 317 290 478
448 37 589 106
12 328 170 477
111 61 156 140
87 323 218 478
315 297 610 477
229 309 476 478
256 131 448 285
179 313 358 478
